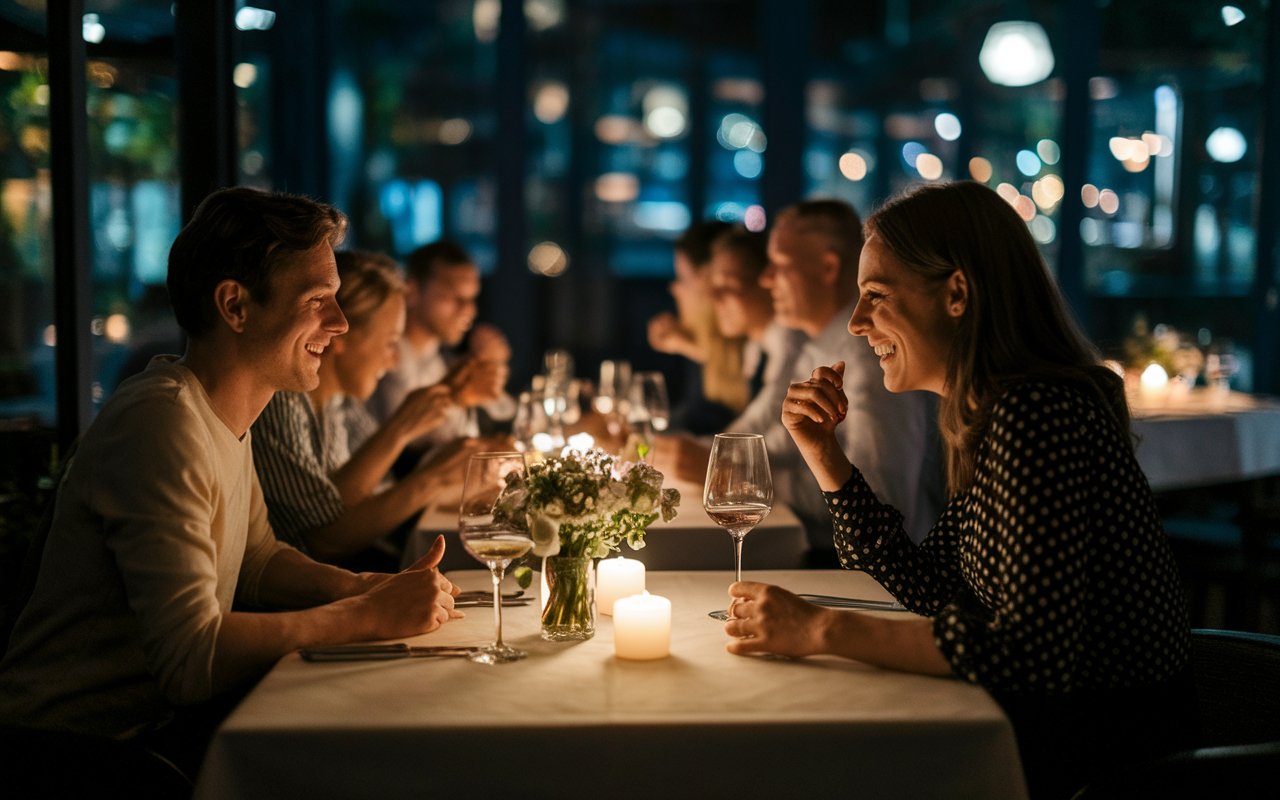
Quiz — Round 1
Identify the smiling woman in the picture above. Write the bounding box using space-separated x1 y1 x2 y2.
728 181 1197 800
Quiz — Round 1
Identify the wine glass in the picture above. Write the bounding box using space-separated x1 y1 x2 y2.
703 433 773 621
625 371 669 461
459 452 533 664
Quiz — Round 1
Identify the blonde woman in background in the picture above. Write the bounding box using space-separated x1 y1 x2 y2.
648 220 749 434
252 250 478 567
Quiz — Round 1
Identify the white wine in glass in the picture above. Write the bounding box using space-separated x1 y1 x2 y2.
459 452 532 665
704 433 773 621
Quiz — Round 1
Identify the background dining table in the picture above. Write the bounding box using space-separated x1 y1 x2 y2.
402 478 810 572
1129 388 1280 490
194 569 1027 799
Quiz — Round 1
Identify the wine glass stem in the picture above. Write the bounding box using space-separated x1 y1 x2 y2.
491 564 506 649
732 531 746 583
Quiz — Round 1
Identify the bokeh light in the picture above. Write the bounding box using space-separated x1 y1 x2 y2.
1081 184 1099 208
1098 189 1120 215
915 153 943 180
934 113 962 141
1036 139 1060 165
594 173 639 203
1206 127 1247 163
528 242 568 276
1015 149 1042 176
534 82 570 124
839 152 868 181
969 157 993 182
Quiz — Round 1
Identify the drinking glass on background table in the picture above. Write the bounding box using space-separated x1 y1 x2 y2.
703 433 772 621
459 452 533 664
625 371 669 461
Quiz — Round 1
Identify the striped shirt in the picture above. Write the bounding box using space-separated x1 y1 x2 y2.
250 391 378 553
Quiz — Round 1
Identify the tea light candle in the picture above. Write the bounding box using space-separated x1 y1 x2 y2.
613 592 671 660
596 557 645 616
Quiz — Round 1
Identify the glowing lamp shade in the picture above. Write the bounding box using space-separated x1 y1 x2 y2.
1206 127 1247 163
979 21 1055 87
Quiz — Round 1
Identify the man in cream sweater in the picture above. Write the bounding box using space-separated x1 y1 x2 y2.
0 188 462 770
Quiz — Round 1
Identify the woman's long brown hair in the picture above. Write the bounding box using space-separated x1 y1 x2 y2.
865 181 1129 495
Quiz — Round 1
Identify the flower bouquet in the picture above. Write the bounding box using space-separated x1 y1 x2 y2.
492 448 679 640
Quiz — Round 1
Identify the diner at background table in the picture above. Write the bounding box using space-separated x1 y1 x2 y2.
194 569 1028 800
403 477 809 572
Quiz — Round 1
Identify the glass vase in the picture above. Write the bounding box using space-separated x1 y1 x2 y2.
541 555 595 641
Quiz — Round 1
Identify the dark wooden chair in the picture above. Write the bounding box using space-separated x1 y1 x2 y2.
0 726 193 798
1071 629 1280 799
1 440 192 797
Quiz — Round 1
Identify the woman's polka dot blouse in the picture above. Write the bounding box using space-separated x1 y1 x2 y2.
825 380 1191 695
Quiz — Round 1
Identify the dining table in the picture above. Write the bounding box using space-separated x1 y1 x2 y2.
194 569 1027 799
402 478 810 572
1129 388 1280 491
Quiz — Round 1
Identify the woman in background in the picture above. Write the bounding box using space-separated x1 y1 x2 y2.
648 220 748 434
725 182 1197 799
252 250 476 567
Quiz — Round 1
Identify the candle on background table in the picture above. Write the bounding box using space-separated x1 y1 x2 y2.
596 557 645 616
613 592 671 660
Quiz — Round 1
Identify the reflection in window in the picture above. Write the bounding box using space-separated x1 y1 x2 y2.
0 51 53 423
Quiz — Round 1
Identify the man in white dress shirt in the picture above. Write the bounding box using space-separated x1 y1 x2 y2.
367 241 512 453
759 200 944 553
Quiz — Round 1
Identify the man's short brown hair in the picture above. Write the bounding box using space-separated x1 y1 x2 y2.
403 240 473 285
712 225 768 280
775 199 864 289
167 187 347 337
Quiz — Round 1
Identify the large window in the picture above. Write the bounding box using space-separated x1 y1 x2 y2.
0 0 176 427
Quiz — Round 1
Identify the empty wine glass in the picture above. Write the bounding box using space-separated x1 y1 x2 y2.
703 433 773 621
459 452 533 664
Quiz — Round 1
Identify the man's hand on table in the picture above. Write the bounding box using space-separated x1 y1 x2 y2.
355 535 464 638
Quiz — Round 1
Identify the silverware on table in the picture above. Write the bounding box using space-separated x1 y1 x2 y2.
454 589 526 602
301 644 480 662
796 594 908 612
454 597 535 608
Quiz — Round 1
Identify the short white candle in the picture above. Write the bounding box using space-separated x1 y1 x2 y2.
596 557 645 616
613 592 671 660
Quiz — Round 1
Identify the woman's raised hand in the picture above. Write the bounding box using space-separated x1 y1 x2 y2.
394 383 454 443
781 362 855 492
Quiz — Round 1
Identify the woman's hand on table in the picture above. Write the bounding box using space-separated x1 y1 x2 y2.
357 535 464 638
782 363 854 492
723 581 833 658
725 580 958 677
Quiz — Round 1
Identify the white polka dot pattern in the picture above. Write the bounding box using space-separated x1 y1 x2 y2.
824 380 1192 694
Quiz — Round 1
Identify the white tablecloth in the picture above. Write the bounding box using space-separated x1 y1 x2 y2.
403 479 809 572
195 570 1026 800
1130 390 1280 490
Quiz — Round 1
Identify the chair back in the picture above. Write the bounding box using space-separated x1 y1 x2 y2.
1191 628 1280 747
0 440 77 658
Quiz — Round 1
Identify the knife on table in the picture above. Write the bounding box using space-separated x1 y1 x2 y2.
301 644 481 661
796 594 908 612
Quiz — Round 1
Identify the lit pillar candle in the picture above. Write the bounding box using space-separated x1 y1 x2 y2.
613 592 671 660
596 557 645 616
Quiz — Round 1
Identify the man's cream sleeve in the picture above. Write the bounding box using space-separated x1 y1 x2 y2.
93 395 227 707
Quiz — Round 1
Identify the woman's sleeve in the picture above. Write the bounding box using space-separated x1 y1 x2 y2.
932 385 1096 692
825 470 965 616
250 394 345 552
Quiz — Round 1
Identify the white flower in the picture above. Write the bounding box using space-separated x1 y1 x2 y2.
530 512 561 557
